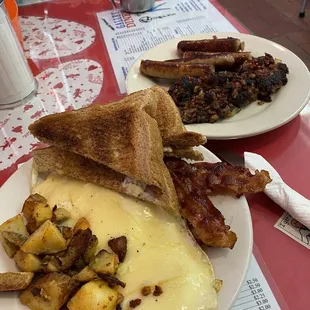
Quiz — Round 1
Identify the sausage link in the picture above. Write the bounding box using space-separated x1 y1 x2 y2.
177 37 245 54
140 60 215 79
183 51 251 65
176 54 235 67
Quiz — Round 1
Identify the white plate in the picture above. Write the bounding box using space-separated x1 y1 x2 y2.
0 147 252 310
126 32 310 140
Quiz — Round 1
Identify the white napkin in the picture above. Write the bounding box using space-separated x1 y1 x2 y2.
244 152 310 229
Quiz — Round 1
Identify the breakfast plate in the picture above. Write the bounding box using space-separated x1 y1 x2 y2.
126 32 310 140
0 146 252 310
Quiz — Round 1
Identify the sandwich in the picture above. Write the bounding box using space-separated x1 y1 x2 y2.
29 92 180 216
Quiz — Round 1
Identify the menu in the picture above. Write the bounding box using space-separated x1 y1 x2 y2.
233 255 281 310
97 0 238 93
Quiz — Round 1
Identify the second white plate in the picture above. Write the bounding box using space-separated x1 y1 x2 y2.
126 32 310 139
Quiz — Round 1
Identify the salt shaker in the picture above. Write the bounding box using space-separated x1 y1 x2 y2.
0 0 37 109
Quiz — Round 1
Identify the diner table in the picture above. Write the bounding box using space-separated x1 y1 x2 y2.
0 0 309 309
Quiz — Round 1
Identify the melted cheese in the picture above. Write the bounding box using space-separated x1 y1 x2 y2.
35 174 217 310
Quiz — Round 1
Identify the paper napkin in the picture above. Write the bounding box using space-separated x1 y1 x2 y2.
244 152 310 230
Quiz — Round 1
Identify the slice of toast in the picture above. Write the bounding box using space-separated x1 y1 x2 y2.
32 147 179 214
164 147 204 161
29 96 164 191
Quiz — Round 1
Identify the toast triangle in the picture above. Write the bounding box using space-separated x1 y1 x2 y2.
29 96 166 198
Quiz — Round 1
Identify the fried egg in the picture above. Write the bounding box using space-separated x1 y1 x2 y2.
35 174 217 310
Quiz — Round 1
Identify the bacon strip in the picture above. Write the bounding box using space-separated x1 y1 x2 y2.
166 158 271 197
166 158 271 249
170 167 237 249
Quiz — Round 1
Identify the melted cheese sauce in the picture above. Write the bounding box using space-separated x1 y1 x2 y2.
35 174 217 310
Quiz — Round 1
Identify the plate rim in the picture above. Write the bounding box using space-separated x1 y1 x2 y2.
0 147 253 310
126 32 310 140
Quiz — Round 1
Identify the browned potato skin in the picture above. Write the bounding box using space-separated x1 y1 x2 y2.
97 273 125 288
108 236 127 263
59 228 92 270
177 37 245 54
83 235 98 265
20 272 78 310
0 272 34 291
72 218 90 234
140 60 215 79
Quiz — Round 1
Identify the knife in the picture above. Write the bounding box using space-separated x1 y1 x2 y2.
214 149 245 167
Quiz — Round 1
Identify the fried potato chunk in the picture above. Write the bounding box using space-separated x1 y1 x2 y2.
26 203 53 234
40 255 61 273
21 221 67 255
14 250 42 272
0 272 34 291
72 266 97 283
0 214 29 257
53 208 71 223
22 194 47 221
89 250 119 275
67 280 123 310
20 272 78 310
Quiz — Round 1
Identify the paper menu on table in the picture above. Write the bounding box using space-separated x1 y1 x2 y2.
233 254 280 310
97 0 238 94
